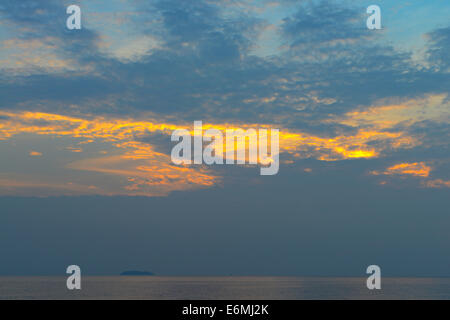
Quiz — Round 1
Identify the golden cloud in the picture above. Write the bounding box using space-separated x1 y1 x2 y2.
371 162 431 178
29 151 43 157
0 109 431 196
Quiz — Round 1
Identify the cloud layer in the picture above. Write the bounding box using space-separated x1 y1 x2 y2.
0 0 448 196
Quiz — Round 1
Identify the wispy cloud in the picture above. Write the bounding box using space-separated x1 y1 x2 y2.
29 151 43 157
371 162 431 178
0 109 431 196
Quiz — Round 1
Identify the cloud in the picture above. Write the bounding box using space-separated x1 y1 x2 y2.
0 0 447 127
0 0 448 195
281 0 369 52
0 109 429 196
335 94 449 129
29 151 43 157
0 178 101 197
67 152 218 197
424 179 450 189
370 161 450 189
109 35 161 62
0 110 221 196
371 162 431 178
425 26 450 72
0 1 93 42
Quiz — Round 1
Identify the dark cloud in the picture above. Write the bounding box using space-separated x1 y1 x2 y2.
0 0 448 134
0 74 121 107
282 0 368 48
426 26 450 71
0 0 102 63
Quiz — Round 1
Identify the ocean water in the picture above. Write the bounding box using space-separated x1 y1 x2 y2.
0 277 449 300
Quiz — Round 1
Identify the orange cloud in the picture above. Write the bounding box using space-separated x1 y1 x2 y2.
371 162 450 189
0 110 425 196
29 151 42 157
0 111 219 196
278 129 413 161
371 162 431 178
66 147 83 153
67 144 218 197
0 110 415 162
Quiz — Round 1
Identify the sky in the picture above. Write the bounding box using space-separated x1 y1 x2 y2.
0 0 449 276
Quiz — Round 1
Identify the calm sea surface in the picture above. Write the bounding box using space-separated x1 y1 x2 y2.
0 277 449 300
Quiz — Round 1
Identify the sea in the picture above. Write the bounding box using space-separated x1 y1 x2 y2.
0 277 449 300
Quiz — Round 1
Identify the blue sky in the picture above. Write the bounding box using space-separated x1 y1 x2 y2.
0 0 449 276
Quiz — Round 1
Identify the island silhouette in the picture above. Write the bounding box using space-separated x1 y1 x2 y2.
120 270 155 276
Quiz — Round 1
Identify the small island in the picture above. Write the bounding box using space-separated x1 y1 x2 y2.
120 270 155 276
